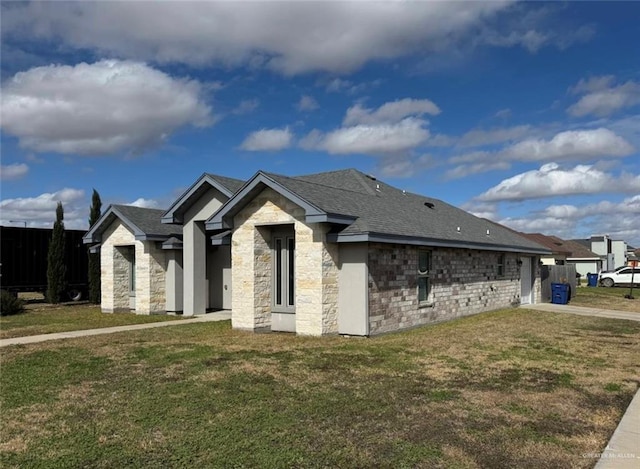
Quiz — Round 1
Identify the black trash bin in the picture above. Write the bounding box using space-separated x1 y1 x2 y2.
551 283 570 304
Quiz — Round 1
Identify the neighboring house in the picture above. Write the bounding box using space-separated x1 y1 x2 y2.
626 245 638 267
518 233 573 265
563 239 603 278
570 235 628 271
85 168 549 336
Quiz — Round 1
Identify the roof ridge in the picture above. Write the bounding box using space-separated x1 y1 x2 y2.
268 170 378 197
112 204 166 213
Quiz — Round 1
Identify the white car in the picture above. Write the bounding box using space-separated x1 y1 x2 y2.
599 267 640 287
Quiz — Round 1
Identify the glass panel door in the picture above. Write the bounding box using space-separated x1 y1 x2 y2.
273 232 295 312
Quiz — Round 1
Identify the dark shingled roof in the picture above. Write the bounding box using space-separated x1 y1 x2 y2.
569 239 591 249
84 204 183 244
563 239 600 259
262 169 547 253
205 173 245 194
111 205 182 238
519 233 573 255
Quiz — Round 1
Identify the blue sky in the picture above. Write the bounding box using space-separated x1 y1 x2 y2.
1 1 639 245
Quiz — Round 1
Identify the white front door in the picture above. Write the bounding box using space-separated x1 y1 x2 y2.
520 257 533 305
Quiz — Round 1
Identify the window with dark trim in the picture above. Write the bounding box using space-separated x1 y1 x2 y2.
418 250 432 304
497 254 506 277
272 234 295 312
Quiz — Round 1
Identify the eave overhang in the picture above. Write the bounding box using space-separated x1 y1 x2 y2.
327 231 552 255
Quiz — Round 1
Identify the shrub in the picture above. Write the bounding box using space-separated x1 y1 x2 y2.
0 290 25 316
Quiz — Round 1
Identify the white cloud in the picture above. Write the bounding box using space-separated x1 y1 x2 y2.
297 95 319 112
0 163 29 181
567 76 640 118
494 108 512 119
445 161 511 180
504 128 634 161
324 78 352 93
232 99 260 115
0 188 86 229
477 163 640 202
464 202 500 221
376 154 436 179
450 128 635 176
458 125 532 147
498 214 576 236
1 60 212 156
2 2 517 75
316 118 430 155
495 195 640 245
301 98 438 156
240 127 293 152
129 198 161 209
343 99 441 126
474 6 594 54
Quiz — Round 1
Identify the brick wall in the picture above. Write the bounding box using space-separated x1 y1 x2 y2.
368 243 527 334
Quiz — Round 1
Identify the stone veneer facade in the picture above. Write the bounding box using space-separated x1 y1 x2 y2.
368 243 539 335
101 220 167 314
231 188 339 335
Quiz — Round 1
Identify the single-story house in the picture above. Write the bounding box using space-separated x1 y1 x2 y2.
518 233 573 266
84 168 549 336
563 239 603 278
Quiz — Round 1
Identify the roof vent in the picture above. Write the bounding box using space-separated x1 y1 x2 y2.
366 174 377 181
424 202 435 209
457 226 461 233
402 190 406 195
376 183 380 192
486 229 490 236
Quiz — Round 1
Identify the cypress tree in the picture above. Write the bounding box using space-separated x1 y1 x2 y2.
46 202 67 303
88 189 102 304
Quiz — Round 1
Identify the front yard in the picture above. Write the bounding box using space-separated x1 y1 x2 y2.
1 307 639 468
571 285 640 313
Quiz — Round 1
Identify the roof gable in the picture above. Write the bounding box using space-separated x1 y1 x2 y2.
83 204 181 244
206 171 357 230
161 173 244 224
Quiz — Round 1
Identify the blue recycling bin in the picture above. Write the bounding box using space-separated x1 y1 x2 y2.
587 273 598 287
551 283 570 304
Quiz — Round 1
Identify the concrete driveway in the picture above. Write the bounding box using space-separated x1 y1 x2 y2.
523 303 640 322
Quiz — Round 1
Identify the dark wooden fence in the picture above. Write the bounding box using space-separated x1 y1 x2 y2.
540 264 577 303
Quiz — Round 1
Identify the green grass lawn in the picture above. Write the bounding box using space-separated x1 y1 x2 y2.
0 304 185 339
572 285 640 313
1 308 639 468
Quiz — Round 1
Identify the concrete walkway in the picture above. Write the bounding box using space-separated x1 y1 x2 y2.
525 302 639 466
523 303 640 322
594 389 640 469
0 310 231 347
